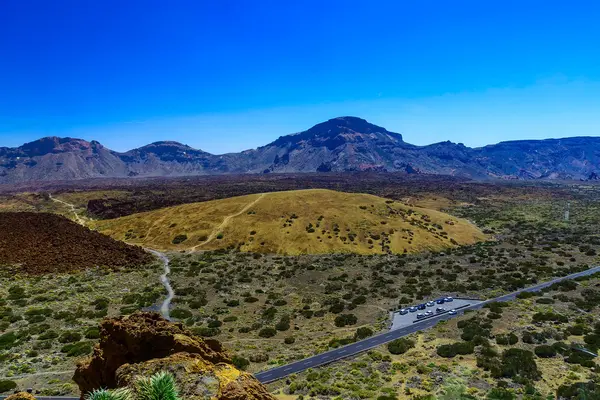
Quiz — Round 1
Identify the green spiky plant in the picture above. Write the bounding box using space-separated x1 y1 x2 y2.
135 371 181 400
85 372 181 400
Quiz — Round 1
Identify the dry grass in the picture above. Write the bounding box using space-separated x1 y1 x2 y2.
92 189 486 254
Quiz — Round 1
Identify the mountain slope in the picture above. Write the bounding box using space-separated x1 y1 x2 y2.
1 117 600 182
91 189 486 255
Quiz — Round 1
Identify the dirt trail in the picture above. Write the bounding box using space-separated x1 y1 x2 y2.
146 249 174 320
49 194 85 225
191 193 266 251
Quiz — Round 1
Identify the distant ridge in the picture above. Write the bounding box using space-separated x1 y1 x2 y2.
1 116 600 183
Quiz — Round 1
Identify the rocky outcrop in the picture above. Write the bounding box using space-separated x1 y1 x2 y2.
73 312 275 400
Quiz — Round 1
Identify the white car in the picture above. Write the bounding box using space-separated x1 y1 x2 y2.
426 301 435 307
399 308 408 315
409 306 418 313
444 297 454 302
425 310 434 316
436 307 445 313
448 309 457 315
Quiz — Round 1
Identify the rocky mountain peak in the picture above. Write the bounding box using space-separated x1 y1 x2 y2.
266 116 403 150
18 136 96 157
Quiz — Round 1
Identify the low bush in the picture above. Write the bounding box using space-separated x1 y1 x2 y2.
0 380 17 393
231 355 250 370
58 331 82 343
388 338 415 355
496 333 518 346
258 327 277 338
61 341 93 357
534 345 557 358
334 313 358 327
436 341 475 358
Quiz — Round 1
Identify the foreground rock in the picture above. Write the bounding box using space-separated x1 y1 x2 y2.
74 312 276 400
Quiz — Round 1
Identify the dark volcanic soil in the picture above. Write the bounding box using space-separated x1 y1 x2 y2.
0 212 153 273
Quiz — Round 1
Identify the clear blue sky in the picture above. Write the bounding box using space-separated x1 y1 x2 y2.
1 0 599 154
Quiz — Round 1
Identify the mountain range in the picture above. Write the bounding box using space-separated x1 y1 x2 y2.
1 116 599 183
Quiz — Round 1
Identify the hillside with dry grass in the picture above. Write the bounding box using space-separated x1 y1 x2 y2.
92 189 485 254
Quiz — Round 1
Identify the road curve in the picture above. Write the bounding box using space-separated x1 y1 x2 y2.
255 266 600 384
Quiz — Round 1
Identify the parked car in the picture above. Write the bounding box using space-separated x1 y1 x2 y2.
425 310 434 316
417 313 425 319
399 308 408 315
417 304 426 310
436 307 445 313
436 299 445 304
426 301 435 307
448 309 457 315
409 306 418 312
444 297 454 302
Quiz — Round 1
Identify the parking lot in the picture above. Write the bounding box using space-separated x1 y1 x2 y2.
389 297 482 330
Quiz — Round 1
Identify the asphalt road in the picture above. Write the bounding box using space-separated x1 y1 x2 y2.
255 265 600 384
2 266 599 398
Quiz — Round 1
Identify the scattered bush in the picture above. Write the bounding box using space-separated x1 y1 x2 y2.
0 380 17 393
534 345 557 358
61 341 93 357
172 234 188 244
334 314 358 327
231 355 250 370
388 338 415 355
58 331 82 344
496 333 518 346
258 327 277 338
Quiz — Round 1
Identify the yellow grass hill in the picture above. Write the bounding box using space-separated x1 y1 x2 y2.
92 189 486 255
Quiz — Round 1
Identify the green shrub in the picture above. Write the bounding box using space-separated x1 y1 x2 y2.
172 234 188 244
534 345 557 358
231 355 250 370
58 331 82 343
557 381 600 399
84 327 100 339
532 312 568 323
188 298 208 309
436 341 475 358
275 315 291 331
170 309 192 319
496 333 518 345
0 332 18 349
0 379 17 393
334 313 358 327
190 327 219 337
284 336 296 344
388 338 415 355
38 330 59 340
61 341 93 357
499 348 540 381
258 327 277 338
354 327 374 340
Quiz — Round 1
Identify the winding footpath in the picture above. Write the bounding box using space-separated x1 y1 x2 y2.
48 194 85 225
191 193 266 251
146 249 174 321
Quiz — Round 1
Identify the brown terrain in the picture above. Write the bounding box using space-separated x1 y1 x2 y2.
74 312 275 400
0 212 153 273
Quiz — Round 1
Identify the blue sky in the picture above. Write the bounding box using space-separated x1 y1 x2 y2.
1 0 599 154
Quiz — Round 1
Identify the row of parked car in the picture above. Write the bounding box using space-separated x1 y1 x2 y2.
398 297 457 319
